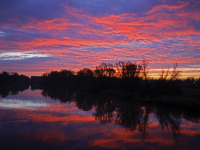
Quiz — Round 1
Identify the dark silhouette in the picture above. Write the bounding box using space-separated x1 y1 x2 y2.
39 60 187 98
0 71 19 85
0 71 30 97
0 84 29 98
0 71 30 85
42 70 75 87
156 63 182 95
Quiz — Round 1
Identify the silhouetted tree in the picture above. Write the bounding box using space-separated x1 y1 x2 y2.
159 69 169 80
170 63 180 81
156 63 182 95
94 64 105 77
41 69 74 85
141 58 149 85
0 71 21 85
77 68 93 77
10 72 19 83
116 61 142 78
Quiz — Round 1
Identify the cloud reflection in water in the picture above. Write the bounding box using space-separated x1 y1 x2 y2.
0 99 51 109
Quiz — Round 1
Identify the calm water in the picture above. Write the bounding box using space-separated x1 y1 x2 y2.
0 86 200 150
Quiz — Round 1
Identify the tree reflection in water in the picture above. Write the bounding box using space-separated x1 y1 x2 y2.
0 84 29 98
156 107 181 141
40 87 200 141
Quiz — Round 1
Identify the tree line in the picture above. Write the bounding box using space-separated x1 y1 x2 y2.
0 71 30 85
41 60 195 96
0 71 20 84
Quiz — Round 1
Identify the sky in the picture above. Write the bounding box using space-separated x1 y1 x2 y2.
0 0 200 78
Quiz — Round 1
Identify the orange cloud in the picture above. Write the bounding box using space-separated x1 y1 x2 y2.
12 38 128 47
1 2 200 78
146 2 189 14
22 18 83 31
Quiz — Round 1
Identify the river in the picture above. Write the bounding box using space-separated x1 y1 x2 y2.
0 86 200 149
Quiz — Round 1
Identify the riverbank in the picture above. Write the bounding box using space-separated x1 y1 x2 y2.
141 95 200 110
99 88 200 110
5 83 199 111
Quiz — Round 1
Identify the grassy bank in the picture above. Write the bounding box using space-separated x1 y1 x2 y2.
141 95 200 110
182 88 200 99
100 88 200 110
39 84 200 110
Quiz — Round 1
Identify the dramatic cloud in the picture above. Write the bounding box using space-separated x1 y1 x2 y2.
0 0 200 77
0 51 52 60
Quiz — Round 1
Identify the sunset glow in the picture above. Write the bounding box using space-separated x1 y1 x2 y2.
0 0 200 78
1 88 200 149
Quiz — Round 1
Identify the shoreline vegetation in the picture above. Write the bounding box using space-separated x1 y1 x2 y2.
1 60 200 109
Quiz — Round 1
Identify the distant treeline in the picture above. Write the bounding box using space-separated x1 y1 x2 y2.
0 71 30 98
0 71 29 85
41 60 200 96
41 60 148 93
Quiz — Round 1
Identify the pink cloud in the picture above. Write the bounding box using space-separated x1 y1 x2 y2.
145 2 189 14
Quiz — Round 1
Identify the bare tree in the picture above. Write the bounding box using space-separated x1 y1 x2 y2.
159 69 169 80
116 61 142 78
170 63 180 80
116 61 126 78
94 63 105 77
141 58 149 83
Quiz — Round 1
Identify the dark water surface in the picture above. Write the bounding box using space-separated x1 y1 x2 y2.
0 86 200 150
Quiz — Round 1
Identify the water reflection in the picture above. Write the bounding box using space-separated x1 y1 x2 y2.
0 98 50 109
0 86 200 149
41 87 75 103
0 84 29 98
41 87 200 142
